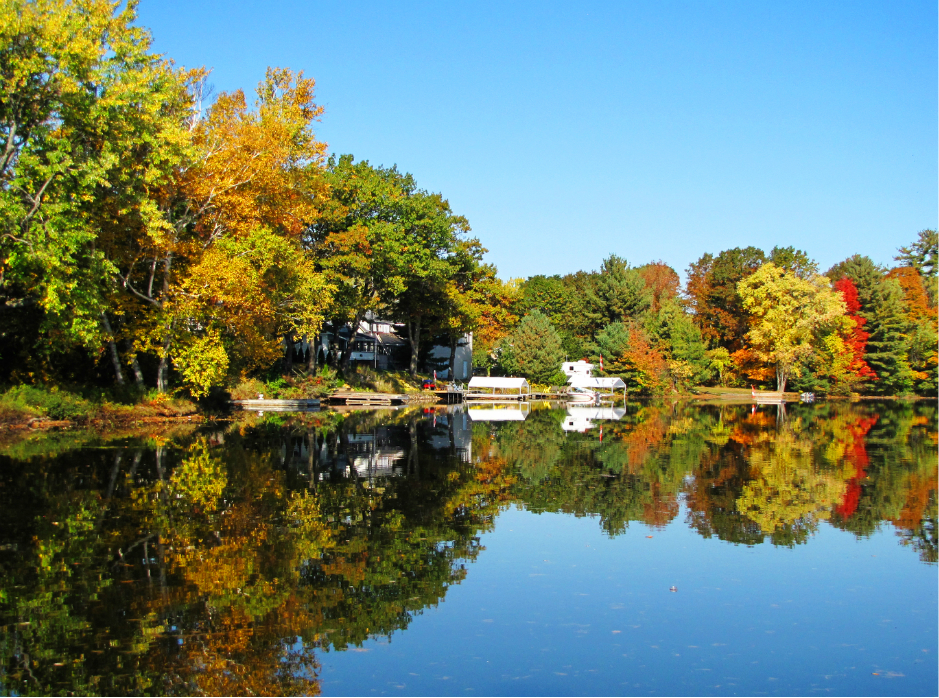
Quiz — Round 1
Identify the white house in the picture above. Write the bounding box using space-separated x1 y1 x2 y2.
562 360 594 381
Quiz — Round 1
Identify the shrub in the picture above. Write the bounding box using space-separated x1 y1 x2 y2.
0 386 91 421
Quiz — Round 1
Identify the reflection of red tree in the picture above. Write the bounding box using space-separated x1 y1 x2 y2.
834 415 879 518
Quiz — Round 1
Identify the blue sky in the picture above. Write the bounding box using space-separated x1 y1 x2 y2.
137 0 937 281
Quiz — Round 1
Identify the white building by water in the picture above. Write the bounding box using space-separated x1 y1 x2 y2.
562 360 595 381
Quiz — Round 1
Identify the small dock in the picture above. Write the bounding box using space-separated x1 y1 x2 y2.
432 390 465 404
710 390 792 404
328 391 410 406
463 392 529 401
234 398 320 410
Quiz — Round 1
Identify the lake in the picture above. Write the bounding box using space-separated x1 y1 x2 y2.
0 400 935 696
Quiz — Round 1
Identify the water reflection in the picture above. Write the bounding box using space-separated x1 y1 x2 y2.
0 401 934 695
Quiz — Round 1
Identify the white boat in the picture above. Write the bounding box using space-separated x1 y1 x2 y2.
566 375 627 401
567 386 599 403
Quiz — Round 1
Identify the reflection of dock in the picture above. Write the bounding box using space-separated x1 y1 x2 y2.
328 390 465 406
466 402 531 421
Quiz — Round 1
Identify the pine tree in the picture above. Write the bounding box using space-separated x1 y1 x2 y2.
583 255 650 329
863 279 914 395
499 311 565 384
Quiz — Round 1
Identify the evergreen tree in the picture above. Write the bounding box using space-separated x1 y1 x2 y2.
863 278 915 395
499 311 565 383
828 256 916 395
825 255 884 308
583 255 650 329
647 298 710 386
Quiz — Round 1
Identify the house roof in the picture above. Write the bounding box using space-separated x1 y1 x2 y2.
375 332 408 346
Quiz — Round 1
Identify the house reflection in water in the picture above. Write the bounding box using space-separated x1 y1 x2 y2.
278 409 474 487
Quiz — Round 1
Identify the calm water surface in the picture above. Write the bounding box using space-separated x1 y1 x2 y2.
0 401 935 696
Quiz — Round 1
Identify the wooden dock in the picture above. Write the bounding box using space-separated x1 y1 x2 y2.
715 391 790 404
328 391 410 406
462 391 533 401
234 398 320 410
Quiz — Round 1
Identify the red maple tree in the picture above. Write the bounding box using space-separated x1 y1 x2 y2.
833 277 876 380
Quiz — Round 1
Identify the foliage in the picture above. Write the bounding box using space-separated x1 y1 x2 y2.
583 254 650 329
471 276 523 371
705 347 732 386
499 311 566 384
738 263 848 392
861 277 916 395
895 228 937 305
685 246 767 351
0 0 198 351
637 261 681 313
0 385 91 421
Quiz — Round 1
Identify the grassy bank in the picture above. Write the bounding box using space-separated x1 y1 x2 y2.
0 385 199 427
0 367 433 429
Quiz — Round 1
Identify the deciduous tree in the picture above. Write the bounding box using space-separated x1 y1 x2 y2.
738 263 848 393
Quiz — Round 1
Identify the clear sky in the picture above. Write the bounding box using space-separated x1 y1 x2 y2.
137 0 937 281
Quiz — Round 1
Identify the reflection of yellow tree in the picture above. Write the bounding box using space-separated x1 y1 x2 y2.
738 446 845 542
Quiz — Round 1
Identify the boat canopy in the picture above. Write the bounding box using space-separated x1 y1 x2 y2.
565 406 628 420
467 377 530 393
568 376 626 390
467 406 530 421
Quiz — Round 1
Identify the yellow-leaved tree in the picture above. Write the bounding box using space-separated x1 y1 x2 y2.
737 263 848 393
112 67 333 394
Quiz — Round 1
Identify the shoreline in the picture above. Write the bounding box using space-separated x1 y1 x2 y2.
2 392 933 433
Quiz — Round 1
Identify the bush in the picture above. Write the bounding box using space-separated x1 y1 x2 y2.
0 386 91 421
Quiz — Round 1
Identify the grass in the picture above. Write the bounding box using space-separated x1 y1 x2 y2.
0 384 197 425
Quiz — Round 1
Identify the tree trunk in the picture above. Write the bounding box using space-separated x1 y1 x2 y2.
776 365 787 394
407 314 422 378
156 253 174 392
157 332 172 392
129 348 145 387
101 312 125 385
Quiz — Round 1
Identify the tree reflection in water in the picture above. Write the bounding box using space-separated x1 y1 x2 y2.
0 401 933 695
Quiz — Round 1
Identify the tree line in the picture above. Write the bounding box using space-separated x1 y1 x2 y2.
1 1 935 398
489 234 936 396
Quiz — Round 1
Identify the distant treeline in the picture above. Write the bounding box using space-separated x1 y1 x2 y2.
487 237 936 396
1 1 935 397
